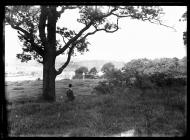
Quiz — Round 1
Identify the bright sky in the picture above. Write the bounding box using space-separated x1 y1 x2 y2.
5 6 187 65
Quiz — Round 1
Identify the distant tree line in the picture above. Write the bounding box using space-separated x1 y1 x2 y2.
73 66 98 79
94 57 187 94
73 62 117 79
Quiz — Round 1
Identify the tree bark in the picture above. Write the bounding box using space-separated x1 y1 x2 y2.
42 58 56 101
42 6 57 101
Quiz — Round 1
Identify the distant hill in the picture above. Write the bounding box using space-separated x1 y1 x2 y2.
5 58 125 75
5 56 186 76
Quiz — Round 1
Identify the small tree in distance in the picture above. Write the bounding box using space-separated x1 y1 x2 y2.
89 67 97 75
101 62 115 73
74 66 88 79
75 66 88 75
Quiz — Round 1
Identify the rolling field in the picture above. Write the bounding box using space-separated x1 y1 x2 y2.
5 79 186 137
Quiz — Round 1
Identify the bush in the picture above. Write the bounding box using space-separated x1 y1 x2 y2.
104 69 126 87
133 74 155 89
150 73 186 87
94 81 113 94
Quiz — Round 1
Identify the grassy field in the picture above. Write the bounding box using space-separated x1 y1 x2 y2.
6 79 186 137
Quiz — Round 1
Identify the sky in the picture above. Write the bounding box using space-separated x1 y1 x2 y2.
5 6 187 65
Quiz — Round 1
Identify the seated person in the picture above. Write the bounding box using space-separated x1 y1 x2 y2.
66 84 75 102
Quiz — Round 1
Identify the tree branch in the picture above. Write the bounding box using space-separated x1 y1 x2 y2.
56 21 93 56
18 31 44 57
148 19 177 32
10 24 29 36
37 59 43 64
56 7 118 57
61 35 67 44
111 13 131 18
112 10 176 32
98 7 118 19
94 18 119 33
56 31 68 44
58 5 79 15
56 19 120 75
56 45 75 75
6 9 45 57
82 30 97 40
38 6 47 47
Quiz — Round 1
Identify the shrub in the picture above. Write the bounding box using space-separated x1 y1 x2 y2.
149 73 186 87
104 69 126 87
133 73 155 89
94 81 113 94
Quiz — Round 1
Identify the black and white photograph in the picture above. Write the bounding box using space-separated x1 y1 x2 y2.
4 5 187 137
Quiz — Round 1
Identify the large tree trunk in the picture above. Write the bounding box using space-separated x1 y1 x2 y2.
42 59 56 101
42 6 57 101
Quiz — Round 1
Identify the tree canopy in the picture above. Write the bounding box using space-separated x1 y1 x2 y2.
89 67 97 75
75 66 88 75
122 57 186 79
101 62 115 73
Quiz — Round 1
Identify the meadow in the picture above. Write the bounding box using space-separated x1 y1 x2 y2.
6 79 186 137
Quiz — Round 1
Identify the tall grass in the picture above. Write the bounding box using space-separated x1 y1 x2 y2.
7 80 186 137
